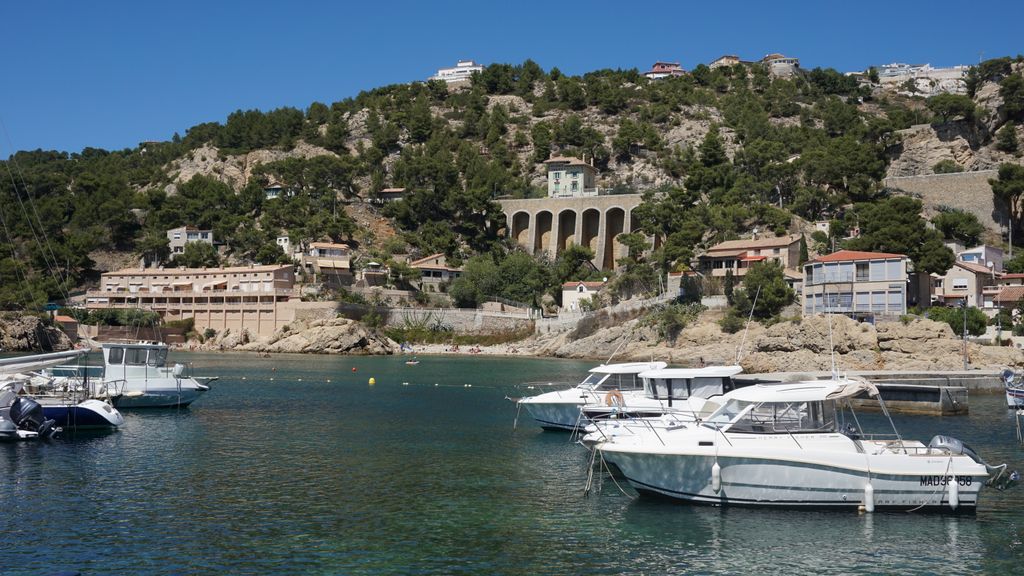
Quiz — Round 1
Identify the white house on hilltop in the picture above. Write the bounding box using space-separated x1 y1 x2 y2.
429 60 484 83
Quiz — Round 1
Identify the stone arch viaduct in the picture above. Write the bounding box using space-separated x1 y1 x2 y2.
496 194 646 270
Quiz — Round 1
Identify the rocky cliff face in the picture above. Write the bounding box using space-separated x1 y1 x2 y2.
885 66 1024 179
0 314 72 352
169 141 340 193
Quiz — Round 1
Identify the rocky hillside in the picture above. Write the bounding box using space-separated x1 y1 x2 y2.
3 57 1024 308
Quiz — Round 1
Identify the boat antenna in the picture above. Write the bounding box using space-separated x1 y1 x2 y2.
735 285 761 365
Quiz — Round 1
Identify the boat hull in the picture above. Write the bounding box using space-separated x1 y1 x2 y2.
601 450 986 512
520 400 586 431
113 387 205 409
41 399 124 429
1006 386 1024 408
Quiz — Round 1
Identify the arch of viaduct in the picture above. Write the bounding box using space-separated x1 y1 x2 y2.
496 194 647 270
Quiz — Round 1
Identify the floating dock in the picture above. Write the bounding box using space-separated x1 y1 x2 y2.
737 370 1005 416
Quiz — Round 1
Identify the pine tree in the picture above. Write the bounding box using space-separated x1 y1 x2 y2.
724 269 735 306
996 121 1019 153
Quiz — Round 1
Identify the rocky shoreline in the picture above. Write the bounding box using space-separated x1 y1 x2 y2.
177 311 1024 373
6 308 1011 376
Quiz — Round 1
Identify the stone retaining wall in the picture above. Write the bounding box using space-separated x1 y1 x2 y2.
884 170 1004 231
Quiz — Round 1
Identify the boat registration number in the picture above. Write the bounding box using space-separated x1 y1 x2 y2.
919 475 972 486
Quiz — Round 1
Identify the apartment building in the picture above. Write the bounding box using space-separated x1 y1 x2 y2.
85 264 298 339
802 250 909 318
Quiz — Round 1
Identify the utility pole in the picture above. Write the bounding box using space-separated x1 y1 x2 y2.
962 299 969 370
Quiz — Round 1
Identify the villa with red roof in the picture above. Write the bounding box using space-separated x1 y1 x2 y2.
697 234 802 279
643 61 685 80
802 250 911 318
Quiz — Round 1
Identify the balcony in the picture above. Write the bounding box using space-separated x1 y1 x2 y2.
805 273 860 286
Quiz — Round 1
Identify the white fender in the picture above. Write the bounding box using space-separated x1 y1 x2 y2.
711 461 722 493
864 482 875 513
948 477 959 510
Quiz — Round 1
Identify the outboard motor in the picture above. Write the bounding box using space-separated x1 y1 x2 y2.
928 435 981 462
9 397 59 440
1003 369 1019 386
929 435 1019 490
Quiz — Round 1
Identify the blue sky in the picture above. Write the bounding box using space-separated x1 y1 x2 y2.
2 0 1021 154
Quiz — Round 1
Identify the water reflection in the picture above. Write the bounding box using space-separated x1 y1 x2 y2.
1 354 1022 575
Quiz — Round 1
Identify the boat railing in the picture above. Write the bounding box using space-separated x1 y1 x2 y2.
51 364 104 379
93 379 129 399
856 434 934 454
24 374 92 404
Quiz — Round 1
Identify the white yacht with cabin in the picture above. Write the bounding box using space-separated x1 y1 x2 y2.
517 361 666 431
582 365 743 421
67 342 215 408
580 365 743 447
597 378 1015 511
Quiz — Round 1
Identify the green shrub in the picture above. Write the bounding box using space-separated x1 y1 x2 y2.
933 159 963 174
719 310 746 334
642 302 707 343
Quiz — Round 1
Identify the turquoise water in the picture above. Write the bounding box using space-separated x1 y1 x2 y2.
2 352 1024 575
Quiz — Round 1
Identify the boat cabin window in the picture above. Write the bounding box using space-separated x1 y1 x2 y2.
147 347 168 367
584 373 644 391
107 347 124 365
726 401 837 434
691 377 729 398
125 348 148 366
603 373 643 391
647 378 690 400
646 376 734 400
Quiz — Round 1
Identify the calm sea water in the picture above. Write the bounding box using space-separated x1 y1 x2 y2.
2 352 1024 575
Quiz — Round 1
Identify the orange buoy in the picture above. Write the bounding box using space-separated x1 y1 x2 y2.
351 367 357 372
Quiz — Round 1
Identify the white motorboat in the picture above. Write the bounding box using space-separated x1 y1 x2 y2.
1003 369 1024 408
517 361 667 431
597 378 1015 511
0 349 124 430
57 342 215 409
581 365 743 422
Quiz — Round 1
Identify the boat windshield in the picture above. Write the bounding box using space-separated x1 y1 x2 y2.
580 372 645 391
726 400 837 434
579 373 607 389
703 399 750 427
